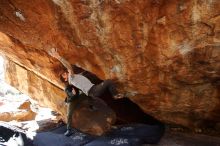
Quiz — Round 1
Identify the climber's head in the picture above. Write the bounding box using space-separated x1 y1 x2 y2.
60 68 69 83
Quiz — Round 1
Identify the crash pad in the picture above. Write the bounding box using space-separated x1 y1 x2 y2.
33 123 164 146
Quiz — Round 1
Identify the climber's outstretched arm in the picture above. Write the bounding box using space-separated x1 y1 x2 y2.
48 48 73 74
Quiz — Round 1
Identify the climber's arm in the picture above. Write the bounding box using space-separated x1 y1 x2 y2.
48 48 74 74
57 56 74 74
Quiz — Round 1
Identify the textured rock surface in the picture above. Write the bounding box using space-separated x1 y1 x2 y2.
4 58 116 135
71 95 116 135
0 0 219 130
4 58 67 118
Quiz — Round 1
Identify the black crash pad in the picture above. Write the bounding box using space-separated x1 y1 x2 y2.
34 126 95 146
33 123 164 146
106 124 165 144
0 122 164 146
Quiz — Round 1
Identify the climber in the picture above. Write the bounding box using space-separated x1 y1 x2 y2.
48 48 123 99
64 84 80 136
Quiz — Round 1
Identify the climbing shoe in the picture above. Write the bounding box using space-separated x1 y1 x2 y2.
64 129 72 137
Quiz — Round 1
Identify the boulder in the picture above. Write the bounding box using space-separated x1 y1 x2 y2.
71 95 116 135
0 99 36 122
0 110 36 122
